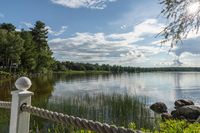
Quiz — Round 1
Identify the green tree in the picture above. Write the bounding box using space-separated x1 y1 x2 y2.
0 29 8 69
31 21 54 73
6 32 24 72
0 23 16 32
20 30 37 73
0 29 24 72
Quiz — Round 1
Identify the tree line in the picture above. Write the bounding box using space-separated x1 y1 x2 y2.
53 61 200 73
0 21 54 73
1 21 200 75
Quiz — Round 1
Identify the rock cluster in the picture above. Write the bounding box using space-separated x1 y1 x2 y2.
150 99 200 122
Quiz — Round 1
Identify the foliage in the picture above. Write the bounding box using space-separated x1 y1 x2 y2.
54 61 200 73
159 0 200 47
0 29 24 72
158 120 200 133
128 120 200 133
0 21 54 74
31 21 54 73
20 30 37 72
0 71 11 79
0 23 16 32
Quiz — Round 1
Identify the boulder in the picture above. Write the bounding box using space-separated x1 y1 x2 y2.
196 116 200 123
171 105 200 121
174 99 194 108
150 102 168 114
161 113 173 120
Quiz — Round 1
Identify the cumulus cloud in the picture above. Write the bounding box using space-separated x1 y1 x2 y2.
150 25 200 66
108 19 165 44
170 37 200 66
51 0 117 9
46 26 68 36
21 22 34 28
49 19 165 66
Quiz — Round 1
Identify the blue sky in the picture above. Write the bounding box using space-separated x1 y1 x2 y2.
1 0 200 67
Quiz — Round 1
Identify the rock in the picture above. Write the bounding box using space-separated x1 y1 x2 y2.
196 116 200 123
161 113 173 120
150 102 168 114
171 105 200 121
174 99 194 108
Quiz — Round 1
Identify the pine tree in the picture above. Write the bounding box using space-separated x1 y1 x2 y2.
31 21 54 73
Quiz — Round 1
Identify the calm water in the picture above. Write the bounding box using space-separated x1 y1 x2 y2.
0 72 200 132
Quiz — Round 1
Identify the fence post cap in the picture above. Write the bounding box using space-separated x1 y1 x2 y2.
15 77 32 91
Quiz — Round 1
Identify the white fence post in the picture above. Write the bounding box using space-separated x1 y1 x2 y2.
9 77 33 133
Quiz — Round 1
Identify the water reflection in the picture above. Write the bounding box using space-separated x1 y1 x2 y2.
51 72 200 109
0 72 200 132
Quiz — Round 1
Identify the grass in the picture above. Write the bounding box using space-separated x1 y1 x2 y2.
29 93 155 132
0 71 11 79
56 70 111 75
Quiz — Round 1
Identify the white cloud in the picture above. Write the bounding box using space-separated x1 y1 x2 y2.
108 19 165 44
46 26 68 36
21 22 34 28
49 19 165 66
51 0 117 9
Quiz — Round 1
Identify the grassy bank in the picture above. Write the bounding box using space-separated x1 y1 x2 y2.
56 70 111 75
0 71 11 79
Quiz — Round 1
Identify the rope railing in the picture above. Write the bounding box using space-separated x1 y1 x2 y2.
1 77 143 133
0 101 11 109
21 104 138 133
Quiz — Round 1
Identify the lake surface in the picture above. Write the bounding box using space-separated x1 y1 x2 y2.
0 72 200 132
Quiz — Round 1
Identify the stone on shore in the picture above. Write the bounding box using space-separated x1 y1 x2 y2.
174 99 194 108
161 113 173 120
150 102 168 114
172 105 200 121
150 99 200 122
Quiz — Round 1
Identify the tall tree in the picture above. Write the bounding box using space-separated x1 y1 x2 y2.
0 23 16 32
0 29 24 72
0 29 8 69
31 21 54 72
20 30 37 72
6 32 24 72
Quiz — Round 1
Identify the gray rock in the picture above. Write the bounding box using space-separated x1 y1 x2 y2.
174 99 194 108
171 105 200 121
161 113 173 120
196 116 200 123
150 102 167 114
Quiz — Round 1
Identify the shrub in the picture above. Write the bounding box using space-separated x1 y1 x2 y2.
128 120 200 133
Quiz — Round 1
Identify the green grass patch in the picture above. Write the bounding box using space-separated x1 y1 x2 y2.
56 70 111 75
0 71 11 79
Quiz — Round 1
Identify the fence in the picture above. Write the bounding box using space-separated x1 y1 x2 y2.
0 77 140 133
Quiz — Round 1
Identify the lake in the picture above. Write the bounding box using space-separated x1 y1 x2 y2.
0 72 200 132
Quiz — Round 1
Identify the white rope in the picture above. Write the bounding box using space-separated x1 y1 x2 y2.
21 104 140 133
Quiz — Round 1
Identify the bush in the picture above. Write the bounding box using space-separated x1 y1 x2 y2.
128 120 200 133
158 120 200 133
